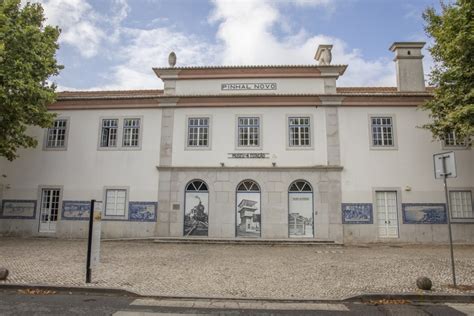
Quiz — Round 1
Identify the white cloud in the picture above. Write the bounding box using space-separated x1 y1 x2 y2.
210 0 395 86
26 0 129 58
97 27 217 90
48 0 402 89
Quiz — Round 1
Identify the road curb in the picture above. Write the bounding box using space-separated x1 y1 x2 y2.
0 283 139 297
346 293 474 303
1 283 473 304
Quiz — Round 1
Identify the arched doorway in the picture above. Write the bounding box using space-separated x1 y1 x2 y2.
288 180 314 238
236 180 261 238
184 180 209 237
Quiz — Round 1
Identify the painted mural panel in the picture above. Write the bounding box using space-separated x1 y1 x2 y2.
402 204 447 224
289 193 313 237
62 201 90 220
1 200 36 219
184 193 209 236
129 202 157 222
342 203 373 224
236 192 261 238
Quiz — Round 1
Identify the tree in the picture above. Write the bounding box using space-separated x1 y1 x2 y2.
422 0 473 146
0 0 62 161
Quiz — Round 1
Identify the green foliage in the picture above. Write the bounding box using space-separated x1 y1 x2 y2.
422 0 474 145
0 0 62 161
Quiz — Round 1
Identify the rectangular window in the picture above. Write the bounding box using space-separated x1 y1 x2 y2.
371 116 394 147
100 119 118 147
122 118 140 147
444 130 466 147
450 191 473 219
46 119 68 148
238 117 260 147
105 189 127 216
187 117 209 147
289 117 311 147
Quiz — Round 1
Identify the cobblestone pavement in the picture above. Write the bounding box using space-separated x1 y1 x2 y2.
1 238 473 300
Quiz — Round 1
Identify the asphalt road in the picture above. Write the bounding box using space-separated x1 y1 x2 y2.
0 289 472 316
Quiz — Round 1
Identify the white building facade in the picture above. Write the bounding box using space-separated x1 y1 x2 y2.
1 42 473 243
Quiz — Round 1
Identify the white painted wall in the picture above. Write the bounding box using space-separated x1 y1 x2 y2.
171 107 327 167
1 108 162 204
339 106 474 203
175 78 326 95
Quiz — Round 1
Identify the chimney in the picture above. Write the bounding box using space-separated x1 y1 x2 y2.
389 42 426 92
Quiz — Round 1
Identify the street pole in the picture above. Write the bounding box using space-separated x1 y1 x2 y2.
441 156 456 287
86 199 95 284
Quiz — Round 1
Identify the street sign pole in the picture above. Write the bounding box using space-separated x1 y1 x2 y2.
86 199 95 283
441 156 456 287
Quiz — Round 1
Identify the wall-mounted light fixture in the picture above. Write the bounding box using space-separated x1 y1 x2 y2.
272 162 276 167
220 162 225 167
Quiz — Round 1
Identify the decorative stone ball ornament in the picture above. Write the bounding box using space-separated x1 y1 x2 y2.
168 51 177 67
416 276 433 290
0 267 8 280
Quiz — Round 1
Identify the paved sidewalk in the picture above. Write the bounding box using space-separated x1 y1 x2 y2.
0 238 473 300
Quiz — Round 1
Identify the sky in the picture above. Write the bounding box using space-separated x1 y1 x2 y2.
25 0 444 91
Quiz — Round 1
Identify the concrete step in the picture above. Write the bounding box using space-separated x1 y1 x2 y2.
154 237 342 246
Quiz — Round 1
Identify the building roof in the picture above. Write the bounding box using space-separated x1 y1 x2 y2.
57 89 163 100
153 64 348 80
56 86 434 100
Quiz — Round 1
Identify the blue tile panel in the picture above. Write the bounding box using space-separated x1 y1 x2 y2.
128 202 158 222
62 201 91 220
342 203 373 224
0 200 37 219
402 203 447 224
61 200 158 222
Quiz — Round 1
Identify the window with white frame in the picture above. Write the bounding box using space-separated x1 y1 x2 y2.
122 118 140 147
450 191 473 219
187 117 209 147
371 116 394 147
105 189 127 216
46 119 68 148
100 119 118 147
289 117 311 147
238 117 260 147
444 130 467 147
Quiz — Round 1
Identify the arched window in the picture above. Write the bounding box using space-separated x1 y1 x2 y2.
288 180 314 238
186 180 208 192
184 180 209 237
289 180 312 192
236 180 261 238
237 180 260 192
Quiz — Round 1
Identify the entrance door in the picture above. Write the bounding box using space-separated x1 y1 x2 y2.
39 188 61 233
376 191 399 238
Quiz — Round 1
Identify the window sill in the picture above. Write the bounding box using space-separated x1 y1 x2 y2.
369 146 398 151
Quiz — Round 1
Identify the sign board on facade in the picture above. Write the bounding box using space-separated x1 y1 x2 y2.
433 151 456 179
221 83 277 91
228 153 269 159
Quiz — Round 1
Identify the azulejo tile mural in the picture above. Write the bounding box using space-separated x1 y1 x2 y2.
129 202 157 222
0 200 36 219
62 201 91 220
402 203 447 224
342 203 373 224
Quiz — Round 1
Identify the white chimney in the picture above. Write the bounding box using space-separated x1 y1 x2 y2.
389 42 426 92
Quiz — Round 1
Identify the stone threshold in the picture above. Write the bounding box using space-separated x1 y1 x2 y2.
156 165 344 171
154 237 341 246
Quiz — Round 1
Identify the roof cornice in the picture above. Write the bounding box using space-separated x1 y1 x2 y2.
153 65 348 80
